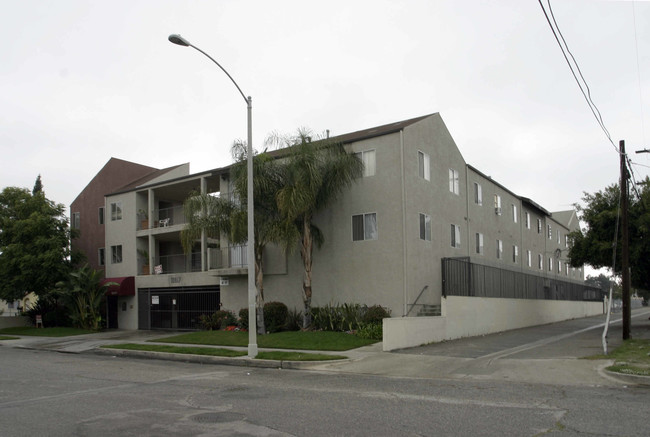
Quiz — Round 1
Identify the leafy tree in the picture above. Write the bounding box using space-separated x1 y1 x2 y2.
0 179 74 302
272 130 364 328
32 174 43 195
181 143 287 335
57 264 114 330
569 178 650 301
585 274 620 299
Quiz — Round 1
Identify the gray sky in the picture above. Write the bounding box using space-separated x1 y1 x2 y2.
1 0 648 217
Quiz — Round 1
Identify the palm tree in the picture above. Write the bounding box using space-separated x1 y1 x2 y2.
273 131 364 328
57 264 115 330
181 143 286 334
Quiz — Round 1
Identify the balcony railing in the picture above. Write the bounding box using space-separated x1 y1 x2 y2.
149 252 202 275
208 245 247 270
137 205 187 230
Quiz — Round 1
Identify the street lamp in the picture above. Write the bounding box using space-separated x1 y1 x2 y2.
168 34 257 358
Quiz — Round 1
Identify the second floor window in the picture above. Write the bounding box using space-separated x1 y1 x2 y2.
476 232 484 254
451 224 461 248
352 213 377 241
494 195 502 215
474 182 482 205
419 213 431 241
512 205 518 223
98 248 105 266
111 245 122 264
497 239 503 259
512 245 518 263
525 212 530 229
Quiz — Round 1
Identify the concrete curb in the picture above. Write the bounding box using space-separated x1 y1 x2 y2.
604 369 650 387
92 347 351 370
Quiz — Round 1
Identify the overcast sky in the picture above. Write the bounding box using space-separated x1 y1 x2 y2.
1 0 648 217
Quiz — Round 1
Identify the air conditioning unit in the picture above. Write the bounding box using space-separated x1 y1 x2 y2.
495 207 502 215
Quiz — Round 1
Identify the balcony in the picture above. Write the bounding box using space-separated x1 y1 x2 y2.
208 245 248 275
137 205 187 231
138 252 202 275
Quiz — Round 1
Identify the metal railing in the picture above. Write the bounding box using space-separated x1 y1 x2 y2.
153 252 202 274
442 257 602 302
208 245 247 270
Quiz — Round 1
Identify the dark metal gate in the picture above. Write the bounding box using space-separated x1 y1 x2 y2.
138 286 220 330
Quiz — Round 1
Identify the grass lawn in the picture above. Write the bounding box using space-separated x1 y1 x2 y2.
152 330 377 351
102 343 247 358
587 339 650 377
0 336 19 340
0 327 96 337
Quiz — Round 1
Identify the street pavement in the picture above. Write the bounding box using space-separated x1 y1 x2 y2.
3 307 650 388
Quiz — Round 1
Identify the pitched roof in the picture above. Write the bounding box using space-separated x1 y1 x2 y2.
329 113 435 145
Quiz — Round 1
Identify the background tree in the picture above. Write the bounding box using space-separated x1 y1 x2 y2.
584 273 619 299
0 178 74 302
569 178 650 302
272 130 364 328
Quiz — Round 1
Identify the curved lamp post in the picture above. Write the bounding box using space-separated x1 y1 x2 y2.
168 34 257 358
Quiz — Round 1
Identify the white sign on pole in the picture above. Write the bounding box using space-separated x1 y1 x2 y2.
152 296 159 305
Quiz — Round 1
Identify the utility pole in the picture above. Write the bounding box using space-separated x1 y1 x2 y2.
620 140 630 340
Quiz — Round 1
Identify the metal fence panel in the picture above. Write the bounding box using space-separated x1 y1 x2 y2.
442 258 601 302
138 286 220 330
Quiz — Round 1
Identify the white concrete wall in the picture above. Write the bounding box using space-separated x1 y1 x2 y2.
383 296 604 351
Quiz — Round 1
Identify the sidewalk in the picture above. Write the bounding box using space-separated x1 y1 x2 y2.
3 308 650 387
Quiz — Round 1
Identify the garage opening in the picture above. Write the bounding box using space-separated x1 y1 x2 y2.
138 286 220 330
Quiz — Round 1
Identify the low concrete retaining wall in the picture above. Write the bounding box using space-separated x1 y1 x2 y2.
383 296 604 351
0 316 30 329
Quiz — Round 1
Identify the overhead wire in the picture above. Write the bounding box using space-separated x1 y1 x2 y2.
539 0 619 153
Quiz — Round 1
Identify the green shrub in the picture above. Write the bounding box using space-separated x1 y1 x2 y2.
285 308 302 331
356 322 383 340
24 295 71 327
263 301 288 333
362 305 390 325
199 310 236 330
238 308 249 330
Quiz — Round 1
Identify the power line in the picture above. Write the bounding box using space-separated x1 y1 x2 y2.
538 0 619 153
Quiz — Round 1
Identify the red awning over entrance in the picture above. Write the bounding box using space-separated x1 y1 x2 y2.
102 276 135 296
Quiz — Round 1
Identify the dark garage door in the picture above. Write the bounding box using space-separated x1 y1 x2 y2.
138 286 220 330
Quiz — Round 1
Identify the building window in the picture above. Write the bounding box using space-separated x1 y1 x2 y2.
476 232 484 255
557 259 562 273
352 213 377 241
355 150 376 177
547 224 552 239
548 257 553 272
565 263 569 275
419 213 431 241
537 218 542 234
449 169 459 195
71 212 80 229
494 195 502 215
527 250 532 267
538 254 543 270
512 245 519 263
474 183 482 205
525 212 530 229
512 204 518 223
98 248 105 266
565 235 569 248
111 245 122 264
111 202 122 221
418 151 430 181
557 230 561 244
98 207 105 225
451 224 461 248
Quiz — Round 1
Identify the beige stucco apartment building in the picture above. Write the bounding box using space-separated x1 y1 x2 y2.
81 113 593 332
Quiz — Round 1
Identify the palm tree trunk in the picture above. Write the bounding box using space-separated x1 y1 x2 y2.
301 217 313 328
255 246 266 335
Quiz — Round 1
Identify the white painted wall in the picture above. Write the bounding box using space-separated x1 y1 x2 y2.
382 296 604 351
